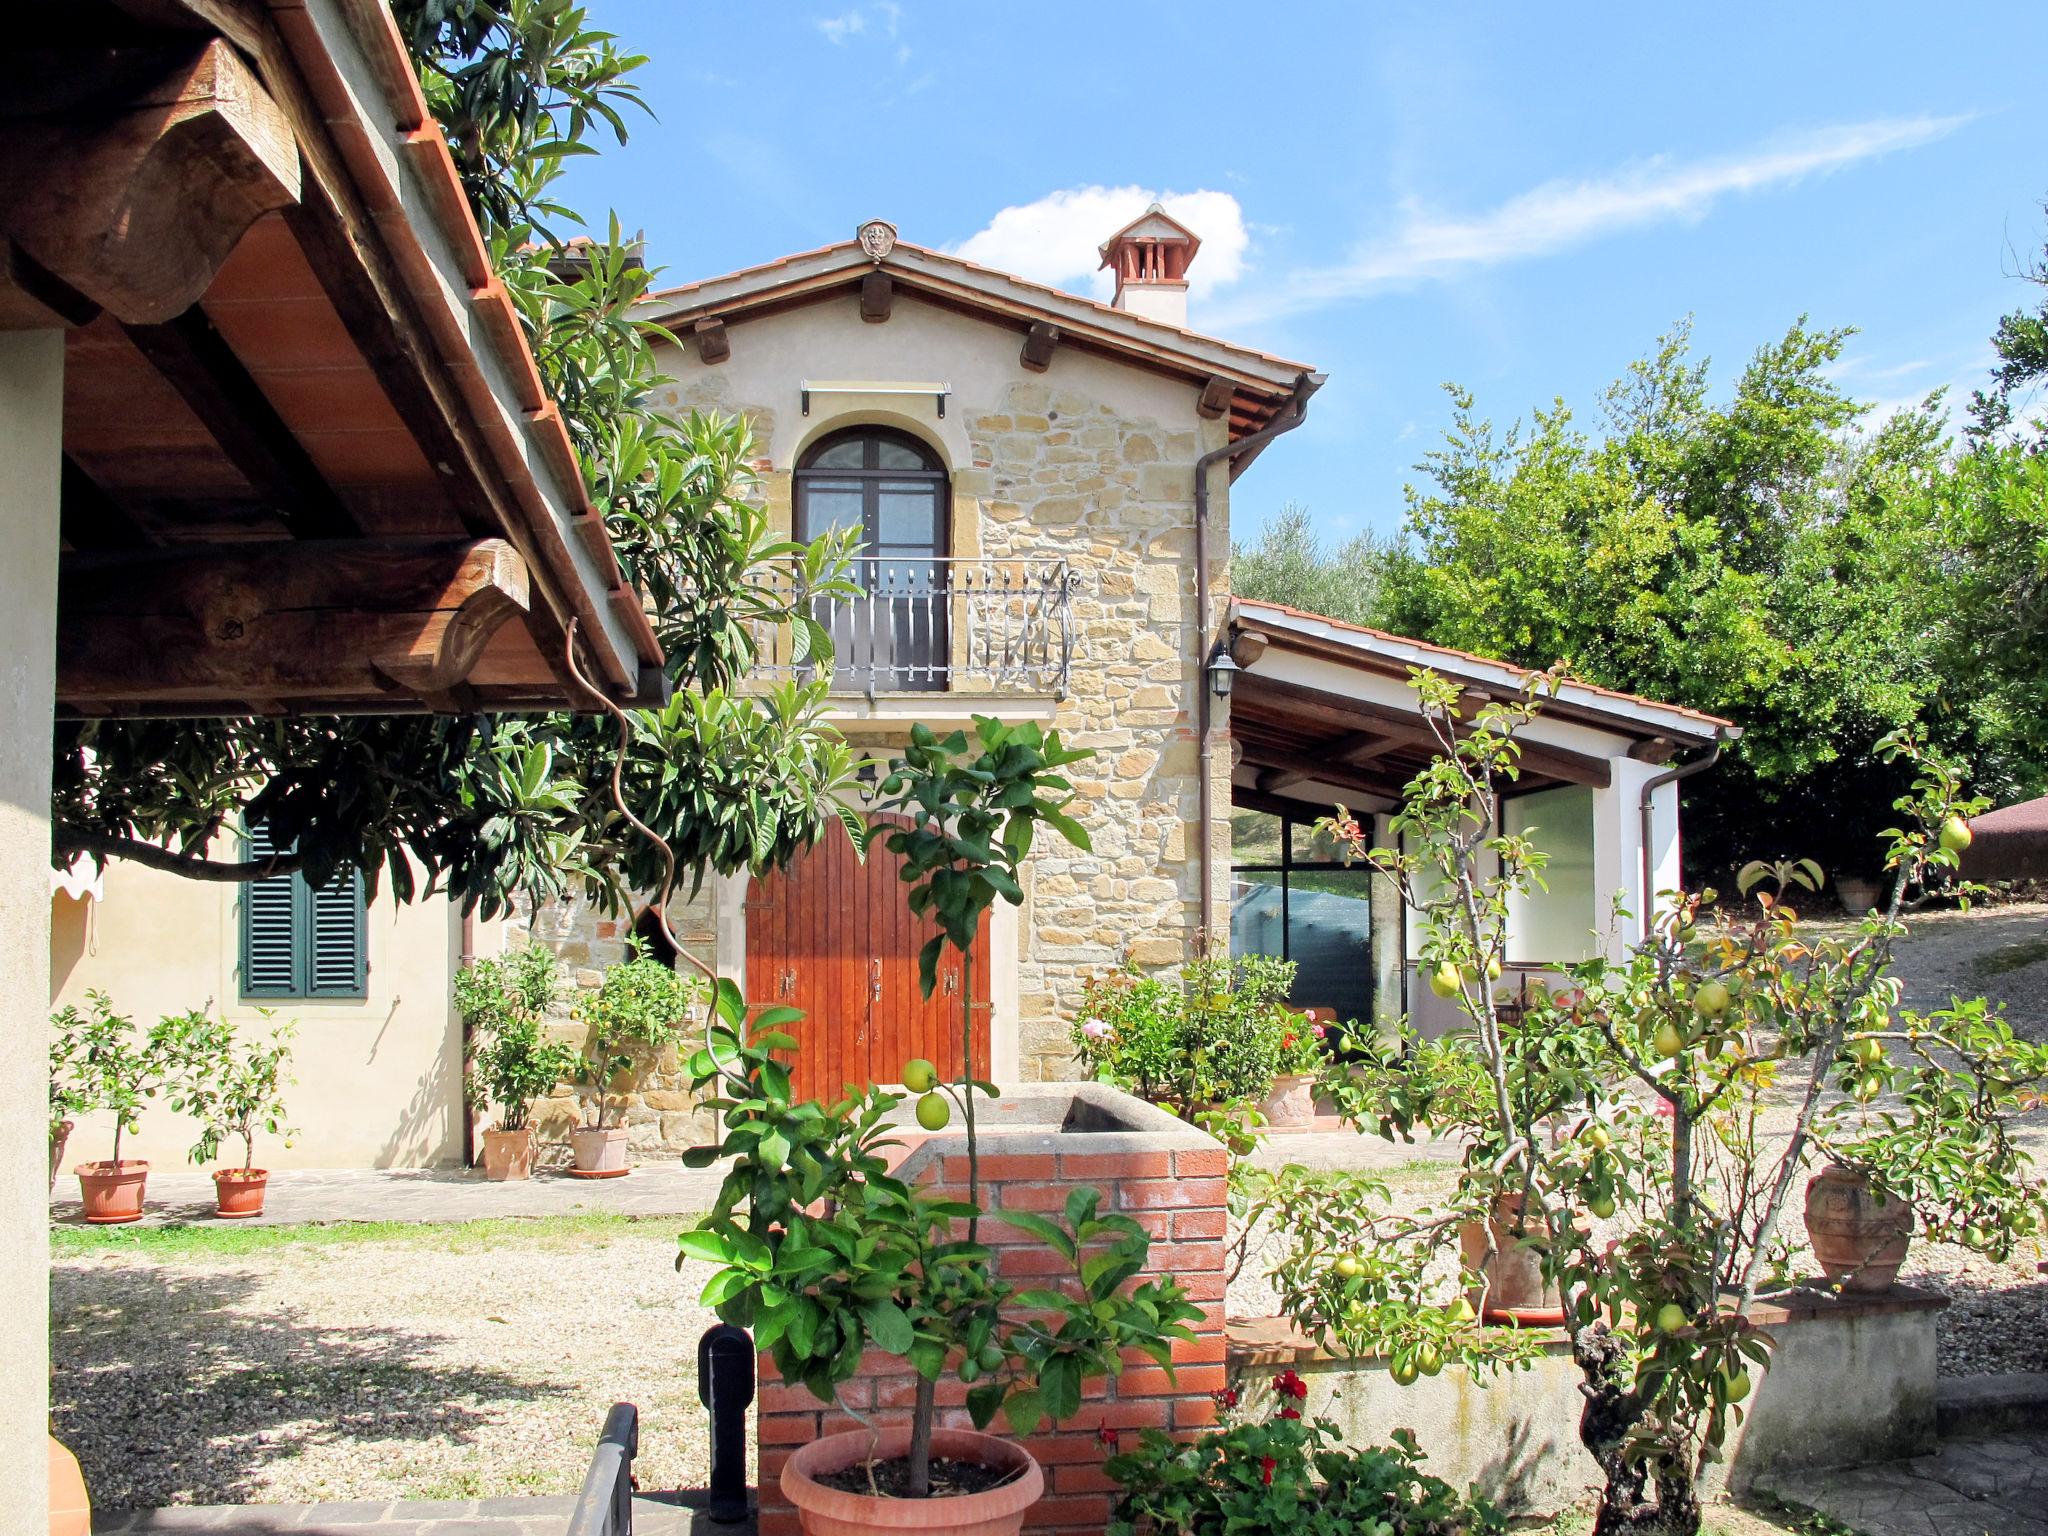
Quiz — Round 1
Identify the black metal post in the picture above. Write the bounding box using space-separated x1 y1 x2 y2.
697 1323 754 1524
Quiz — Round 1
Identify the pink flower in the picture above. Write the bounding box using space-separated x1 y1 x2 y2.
1081 1018 1113 1041
1312 1024 1327 1039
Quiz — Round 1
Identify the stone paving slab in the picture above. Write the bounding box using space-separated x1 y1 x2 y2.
94 1494 744 1535
49 1163 729 1228
1763 1432 2048 1536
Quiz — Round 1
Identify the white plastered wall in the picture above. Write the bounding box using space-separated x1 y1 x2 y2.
1 328 63 1527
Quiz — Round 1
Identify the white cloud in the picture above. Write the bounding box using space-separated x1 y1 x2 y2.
1206 113 1971 330
815 11 865 43
949 186 1249 303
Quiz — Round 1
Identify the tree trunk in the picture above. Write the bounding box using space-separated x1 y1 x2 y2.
1575 1321 1703 1536
906 1373 936 1498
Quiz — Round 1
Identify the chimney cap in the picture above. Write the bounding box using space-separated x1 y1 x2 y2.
1097 203 1202 269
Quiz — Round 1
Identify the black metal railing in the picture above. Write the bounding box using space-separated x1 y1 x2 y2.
566 1402 638 1536
738 556 1079 697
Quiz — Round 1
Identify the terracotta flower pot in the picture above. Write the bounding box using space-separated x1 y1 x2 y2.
481 1126 536 1182
1804 1164 1912 1293
1259 1072 1318 1130
76 1160 149 1225
782 1426 1043 1536
49 1119 74 1195
213 1168 269 1219
569 1125 630 1179
1460 1192 1564 1325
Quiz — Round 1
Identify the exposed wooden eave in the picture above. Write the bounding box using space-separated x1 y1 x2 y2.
58 537 530 710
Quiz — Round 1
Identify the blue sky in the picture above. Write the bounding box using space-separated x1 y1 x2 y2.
559 2 2048 541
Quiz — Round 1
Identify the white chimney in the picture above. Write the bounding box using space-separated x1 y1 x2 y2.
1097 202 1200 329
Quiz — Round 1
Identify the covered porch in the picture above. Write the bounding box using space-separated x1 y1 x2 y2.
1221 600 1739 1035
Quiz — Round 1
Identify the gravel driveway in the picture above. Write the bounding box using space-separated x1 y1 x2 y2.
51 1217 726 1509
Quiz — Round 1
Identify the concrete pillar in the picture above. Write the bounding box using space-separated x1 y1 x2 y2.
1590 757 1671 961
1369 811 1404 1034
0 328 64 1527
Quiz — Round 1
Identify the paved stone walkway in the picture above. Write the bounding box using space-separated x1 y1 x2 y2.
50 1163 729 1228
94 1494 744 1535
1765 1432 2048 1536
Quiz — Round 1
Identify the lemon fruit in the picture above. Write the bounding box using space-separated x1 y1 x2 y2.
901 1058 938 1092
915 1091 951 1131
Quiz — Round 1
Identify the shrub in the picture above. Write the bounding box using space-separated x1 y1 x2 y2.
457 947 579 1132
1071 952 1298 1112
1105 1379 1503 1536
571 955 698 1128
49 991 172 1166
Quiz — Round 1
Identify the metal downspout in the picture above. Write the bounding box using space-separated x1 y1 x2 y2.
1193 374 1318 949
1638 733 1729 941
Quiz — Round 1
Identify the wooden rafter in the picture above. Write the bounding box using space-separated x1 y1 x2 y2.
124 307 361 539
1239 743 1408 803
0 39 299 326
859 270 893 323
1020 321 1059 373
58 537 530 709
1237 675 1613 789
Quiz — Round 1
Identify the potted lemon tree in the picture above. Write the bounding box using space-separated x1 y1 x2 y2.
161 1008 297 1218
568 954 696 1177
684 720 1204 1536
51 991 170 1224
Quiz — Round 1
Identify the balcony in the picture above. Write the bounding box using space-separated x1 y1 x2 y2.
742 556 1079 700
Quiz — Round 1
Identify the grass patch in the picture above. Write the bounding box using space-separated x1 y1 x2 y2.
50 1211 691 1261
1972 934 2048 981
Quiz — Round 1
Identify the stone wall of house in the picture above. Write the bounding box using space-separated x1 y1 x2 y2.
506 885 719 1159
964 379 1224 1080
646 306 1229 1086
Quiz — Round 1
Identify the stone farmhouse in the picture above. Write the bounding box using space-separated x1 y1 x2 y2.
52 207 1737 1170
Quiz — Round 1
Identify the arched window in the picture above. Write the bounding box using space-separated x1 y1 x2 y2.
794 428 949 690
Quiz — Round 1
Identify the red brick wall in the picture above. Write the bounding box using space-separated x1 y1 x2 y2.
755 1141 1229 1536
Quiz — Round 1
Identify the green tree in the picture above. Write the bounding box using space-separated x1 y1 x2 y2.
1231 504 1387 627
1374 319 1953 882
1968 205 2048 440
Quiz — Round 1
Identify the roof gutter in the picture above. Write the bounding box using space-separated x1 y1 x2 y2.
1194 373 1319 948
1638 731 1732 941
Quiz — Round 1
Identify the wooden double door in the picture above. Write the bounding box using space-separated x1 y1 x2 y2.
744 818 991 1104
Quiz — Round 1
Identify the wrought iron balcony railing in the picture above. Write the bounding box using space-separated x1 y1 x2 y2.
741 556 1079 697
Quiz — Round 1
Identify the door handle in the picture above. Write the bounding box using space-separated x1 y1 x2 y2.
941 969 959 996
778 967 796 998
870 958 883 1002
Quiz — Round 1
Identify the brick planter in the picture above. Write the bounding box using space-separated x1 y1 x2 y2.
755 1084 1228 1536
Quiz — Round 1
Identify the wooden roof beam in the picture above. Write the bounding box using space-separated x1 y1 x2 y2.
1020 320 1059 373
1240 743 1408 803
58 537 531 709
1237 675 1613 788
124 306 361 539
0 39 299 326
859 271 893 323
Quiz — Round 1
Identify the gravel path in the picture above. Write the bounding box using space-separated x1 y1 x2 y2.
51 1219 725 1509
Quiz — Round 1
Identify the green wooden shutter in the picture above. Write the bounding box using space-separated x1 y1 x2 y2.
307 868 367 997
241 823 303 997
240 822 368 999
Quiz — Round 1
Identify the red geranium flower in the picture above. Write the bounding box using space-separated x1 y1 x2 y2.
1097 1419 1118 1449
1216 1386 1239 1409
1273 1368 1309 1400
1261 1455 1277 1486
1278 1406 1302 1420
1282 1032 1296 1049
